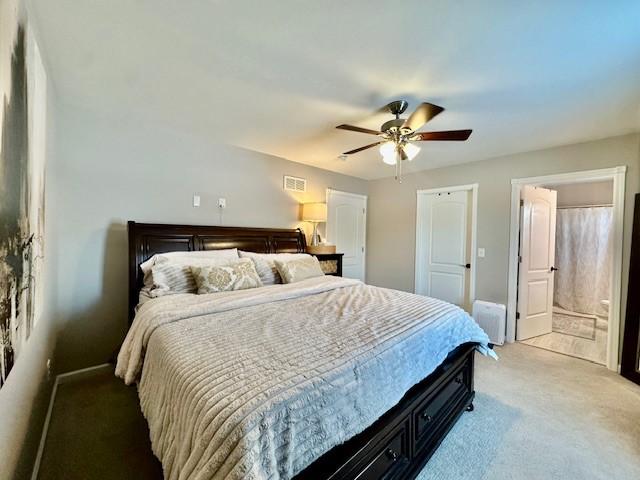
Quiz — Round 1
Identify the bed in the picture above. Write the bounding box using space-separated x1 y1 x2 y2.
119 222 493 480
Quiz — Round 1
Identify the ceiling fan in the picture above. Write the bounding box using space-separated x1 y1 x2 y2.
336 100 472 181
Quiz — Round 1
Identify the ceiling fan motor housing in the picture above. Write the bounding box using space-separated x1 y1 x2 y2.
381 118 412 136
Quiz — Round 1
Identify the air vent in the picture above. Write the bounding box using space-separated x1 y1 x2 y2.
283 175 307 192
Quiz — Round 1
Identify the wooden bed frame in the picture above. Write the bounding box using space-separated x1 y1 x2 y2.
128 221 477 480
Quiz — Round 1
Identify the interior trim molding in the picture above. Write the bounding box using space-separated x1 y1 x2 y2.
510 166 627 185
415 183 479 310
506 167 626 371
326 187 368 201
31 363 112 480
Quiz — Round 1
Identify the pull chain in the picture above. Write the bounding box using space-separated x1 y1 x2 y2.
395 157 398 181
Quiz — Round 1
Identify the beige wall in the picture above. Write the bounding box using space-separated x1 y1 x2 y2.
367 134 640 340
546 180 613 207
51 104 368 373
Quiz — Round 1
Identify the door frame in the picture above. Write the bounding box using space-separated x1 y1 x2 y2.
325 188 368 281
415 184 478 308
507 166 626 371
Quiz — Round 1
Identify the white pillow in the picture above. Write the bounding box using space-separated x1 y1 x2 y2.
140 248 239 275
149 262 199 297
274 256 325 284
239 251 311 285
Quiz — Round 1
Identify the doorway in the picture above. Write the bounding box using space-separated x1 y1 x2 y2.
507 167 626 371
325 189 367 281
517 182 613 365
415 184 478 312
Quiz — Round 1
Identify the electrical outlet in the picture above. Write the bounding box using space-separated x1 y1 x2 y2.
193 194 201 207
218 198 226 209
478 248 485 258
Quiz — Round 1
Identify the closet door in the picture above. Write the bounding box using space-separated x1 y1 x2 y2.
621 194 640 385
415 189 472 311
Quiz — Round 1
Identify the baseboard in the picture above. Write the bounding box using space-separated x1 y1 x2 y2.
56 363 112 385
30 378 58 480
31 363 113 480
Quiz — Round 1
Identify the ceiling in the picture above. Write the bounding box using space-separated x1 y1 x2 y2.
32 1 640 179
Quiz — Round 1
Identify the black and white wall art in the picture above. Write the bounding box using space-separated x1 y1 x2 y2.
0 0 48 389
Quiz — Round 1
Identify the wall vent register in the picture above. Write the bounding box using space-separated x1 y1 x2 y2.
284 175 307 192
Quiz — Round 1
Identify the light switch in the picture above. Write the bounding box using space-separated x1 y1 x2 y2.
218 198 227 209
477 247 485 258
193 195 201 207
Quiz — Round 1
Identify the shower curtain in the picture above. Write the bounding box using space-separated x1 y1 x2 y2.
554 207 612 316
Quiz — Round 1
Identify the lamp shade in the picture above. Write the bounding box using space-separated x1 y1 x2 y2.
301 202 327 222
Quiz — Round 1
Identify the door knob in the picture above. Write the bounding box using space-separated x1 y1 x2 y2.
550 266 558 272
459 264 471 269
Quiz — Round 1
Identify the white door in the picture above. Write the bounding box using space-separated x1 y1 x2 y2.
516 185 557 340
416 190 472 310
326 189 367 281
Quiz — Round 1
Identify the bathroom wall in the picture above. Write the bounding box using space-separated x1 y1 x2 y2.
546 180 613 207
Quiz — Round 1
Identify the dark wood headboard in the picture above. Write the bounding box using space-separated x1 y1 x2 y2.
128 221 307 321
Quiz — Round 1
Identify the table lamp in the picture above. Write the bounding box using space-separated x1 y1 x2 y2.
301 202 327 246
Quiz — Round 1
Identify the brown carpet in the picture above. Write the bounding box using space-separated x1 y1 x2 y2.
37 370 162 480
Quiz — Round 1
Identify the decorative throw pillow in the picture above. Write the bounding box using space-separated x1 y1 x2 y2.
274 256 325 284
191 258 263 294
239 251 311 285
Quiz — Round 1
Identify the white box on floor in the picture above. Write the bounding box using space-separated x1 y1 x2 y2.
472 300 506 345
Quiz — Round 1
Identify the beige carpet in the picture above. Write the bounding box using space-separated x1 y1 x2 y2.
38 344 640 480
418 343 640 480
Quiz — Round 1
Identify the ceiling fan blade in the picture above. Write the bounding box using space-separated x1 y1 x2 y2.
343 141 383 155
336 124 382 136
412 129 472 141
402 102 445 131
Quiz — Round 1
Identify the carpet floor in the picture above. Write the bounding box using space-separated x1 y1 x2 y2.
37 343 640 480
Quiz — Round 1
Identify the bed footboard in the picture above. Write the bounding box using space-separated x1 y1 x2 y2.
295 342 477 480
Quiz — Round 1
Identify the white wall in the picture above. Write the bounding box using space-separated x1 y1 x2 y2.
52 103 368 373
367 134 640 349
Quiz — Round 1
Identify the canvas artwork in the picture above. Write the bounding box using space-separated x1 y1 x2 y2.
0 0 47 389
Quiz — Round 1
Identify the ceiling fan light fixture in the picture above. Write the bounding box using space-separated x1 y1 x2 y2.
404 142 421 161
379 141 398 165
336 100 471 181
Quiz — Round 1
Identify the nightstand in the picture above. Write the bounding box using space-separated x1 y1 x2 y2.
311 253 343 276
